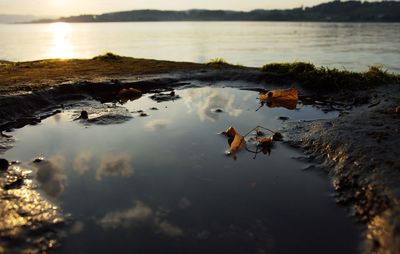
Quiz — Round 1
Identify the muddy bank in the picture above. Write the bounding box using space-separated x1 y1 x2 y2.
1 56 400 253
284 85 400 254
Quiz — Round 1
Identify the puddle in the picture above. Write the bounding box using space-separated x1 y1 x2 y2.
1 87 361 254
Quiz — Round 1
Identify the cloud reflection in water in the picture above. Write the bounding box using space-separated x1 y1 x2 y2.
144 119 171 131
73 151 93 175
96 154 134 181
33 155 67 198
184 87 243 122
98 200 183 237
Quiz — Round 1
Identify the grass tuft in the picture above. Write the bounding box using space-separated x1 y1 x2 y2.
207 58 229 65
261 62 399 90
93 52 123 61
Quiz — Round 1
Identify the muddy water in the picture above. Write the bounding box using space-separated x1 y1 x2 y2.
2 87 361 254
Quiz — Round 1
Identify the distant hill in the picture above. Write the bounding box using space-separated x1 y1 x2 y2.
30 1 400 23
0 14 37 23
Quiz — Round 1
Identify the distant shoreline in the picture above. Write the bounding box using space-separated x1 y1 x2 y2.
25 0 400 23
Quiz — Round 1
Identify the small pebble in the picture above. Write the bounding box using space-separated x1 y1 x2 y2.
80 111 88 120
278 116 290 121
215 109 224 113
139 113 148 117
149 107 158 110
33 157 44 163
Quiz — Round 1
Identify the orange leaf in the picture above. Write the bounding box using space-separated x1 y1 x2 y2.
258 136 273 146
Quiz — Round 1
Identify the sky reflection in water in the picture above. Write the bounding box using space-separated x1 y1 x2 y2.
2 87 361 254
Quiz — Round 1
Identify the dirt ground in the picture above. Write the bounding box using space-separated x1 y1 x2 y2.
0 57 399 254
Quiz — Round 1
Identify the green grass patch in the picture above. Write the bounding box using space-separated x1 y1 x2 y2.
261 62 400 90
207 58 229 65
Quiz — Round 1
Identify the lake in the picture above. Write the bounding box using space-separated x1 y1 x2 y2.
1 85 361 254
0 22 399 72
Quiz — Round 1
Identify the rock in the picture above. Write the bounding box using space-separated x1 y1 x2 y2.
139 113 148 117
0 158 9 171
3 176 24 190
278 116 290 121
149 107 158 110
117 88 142 101
33 157 44 163
215 109 224 113
80 111 89 120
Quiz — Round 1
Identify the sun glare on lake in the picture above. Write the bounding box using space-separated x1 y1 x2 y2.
48 22 74 59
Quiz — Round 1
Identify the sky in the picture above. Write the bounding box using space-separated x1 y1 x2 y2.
0 0 354 16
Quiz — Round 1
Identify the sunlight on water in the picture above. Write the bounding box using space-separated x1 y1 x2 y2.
0 22 399 71
48 23 74 59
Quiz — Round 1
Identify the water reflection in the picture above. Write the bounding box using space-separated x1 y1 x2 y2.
33 155 67 198
96 154 134 181
73 151 93 175
48 23 74 59
98 200 183 237
185 87 242 122
0 165 64 253
2 87 359 253
144 119 171 131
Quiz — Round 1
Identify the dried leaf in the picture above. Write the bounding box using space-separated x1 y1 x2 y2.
259 88 299 110
223 127 246 153
230 133 246 153
273 132 283 141
259 88 298 101
255 130 265 136
224 126 237 138
258 136 273 146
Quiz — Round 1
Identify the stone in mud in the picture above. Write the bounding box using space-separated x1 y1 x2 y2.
215 109 224 113
79 111 89 120
149 91 180 102
117 88 142 103
0 158 9 171
278 116 290 121
139 112 149 117
149 107 158 110
33 157 44 163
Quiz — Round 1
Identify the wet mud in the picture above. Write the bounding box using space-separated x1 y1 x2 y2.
283 85 400 253
0 68 399 253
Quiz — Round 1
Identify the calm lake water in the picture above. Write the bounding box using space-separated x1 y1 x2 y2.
0 22 399 72
2 86 361 254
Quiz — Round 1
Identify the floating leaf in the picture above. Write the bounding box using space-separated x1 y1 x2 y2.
258 136 273 146
255 130 265 136
223 127 246 154
230 133 246 153
259 87 298 101
224 126 237 138
259 88 299 110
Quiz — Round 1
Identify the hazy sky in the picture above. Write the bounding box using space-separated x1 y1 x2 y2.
0 0 352 16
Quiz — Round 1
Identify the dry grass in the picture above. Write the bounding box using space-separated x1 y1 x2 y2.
0 54 207 94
